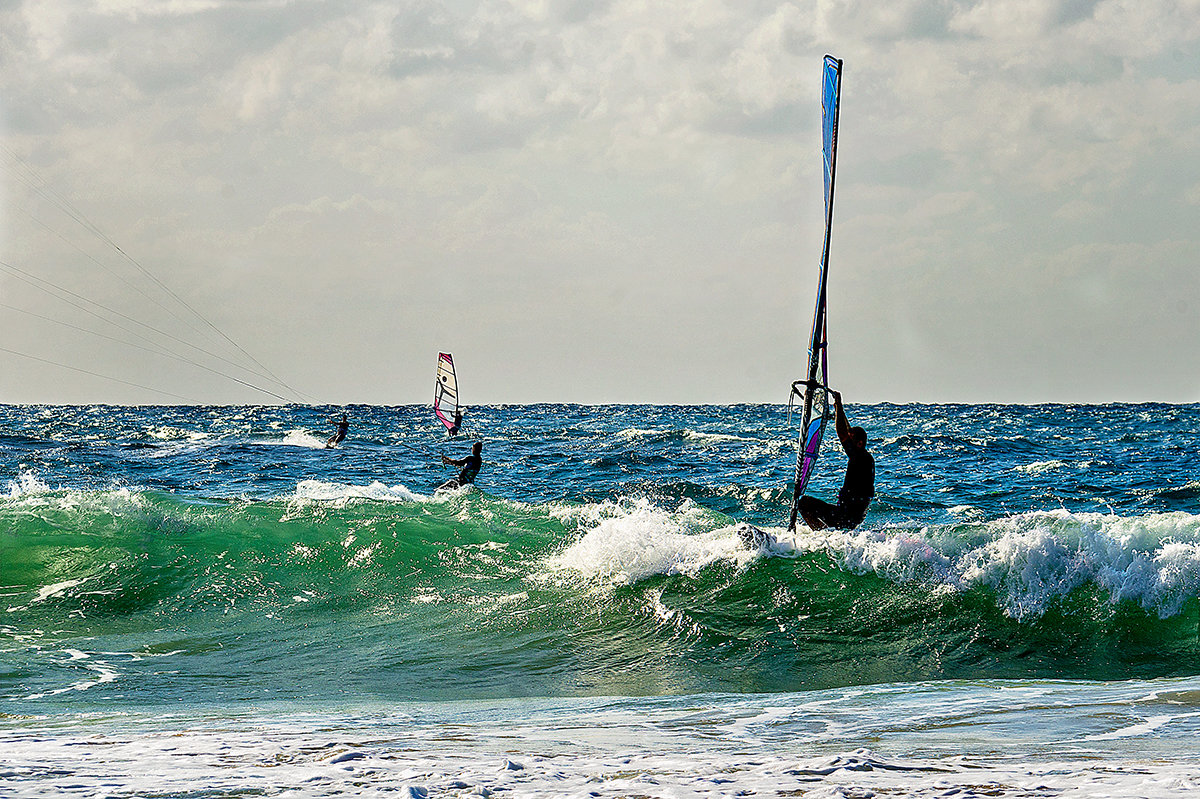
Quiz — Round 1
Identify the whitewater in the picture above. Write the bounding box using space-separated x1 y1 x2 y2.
2 402 1199 797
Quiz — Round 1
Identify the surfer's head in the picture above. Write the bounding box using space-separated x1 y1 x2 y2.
472 441 483 455
849 426 867 449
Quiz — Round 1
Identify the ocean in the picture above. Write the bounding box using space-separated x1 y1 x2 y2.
3 402 1200 797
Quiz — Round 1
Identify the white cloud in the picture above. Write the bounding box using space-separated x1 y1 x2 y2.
1 0 1198 403
819 0 955 41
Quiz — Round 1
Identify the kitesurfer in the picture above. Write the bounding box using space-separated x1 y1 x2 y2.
440 441 483 489
325 413 349 449
797 391 873 530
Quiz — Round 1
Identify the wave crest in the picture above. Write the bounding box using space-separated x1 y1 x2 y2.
542 498 746 586
784 510 1200 619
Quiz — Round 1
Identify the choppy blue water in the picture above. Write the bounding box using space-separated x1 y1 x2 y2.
3 403 1199 797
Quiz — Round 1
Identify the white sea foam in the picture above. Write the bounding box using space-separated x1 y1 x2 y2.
615 427 754 445
281 429 329 448
3 472 51 498
779 510 1200 619
541 498 749 586
20 648 122 700
146 425 210 442
291 479 426 504
0 480 145 520
615 427 663 441
947 504 985 520
1013 459 1066 474
683 430 755 444
4 680 1200 798
1082 712 1200 741
544 499 1200 619
32 579 88 604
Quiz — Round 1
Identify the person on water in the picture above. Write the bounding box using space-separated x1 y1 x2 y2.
325 413 349 449
798 390 874 530
441 441 483 488
448 408 464 436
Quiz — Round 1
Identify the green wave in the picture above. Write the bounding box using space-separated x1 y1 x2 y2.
3 488 1200 703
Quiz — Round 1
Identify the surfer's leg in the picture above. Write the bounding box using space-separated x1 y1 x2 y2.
798 496 836 530
830 505 867 531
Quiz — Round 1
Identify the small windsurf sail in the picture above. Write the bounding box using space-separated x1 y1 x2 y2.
788 55 843 532
433 352 459 431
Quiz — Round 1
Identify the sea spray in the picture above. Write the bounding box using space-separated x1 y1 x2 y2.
543 497 746 586
769 509 1200 619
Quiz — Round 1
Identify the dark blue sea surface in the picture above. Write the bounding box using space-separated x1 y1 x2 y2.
2 402 1199 712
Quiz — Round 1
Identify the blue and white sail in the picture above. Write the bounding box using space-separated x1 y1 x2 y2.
788 55 843 532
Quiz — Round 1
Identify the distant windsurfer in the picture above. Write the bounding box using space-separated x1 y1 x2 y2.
797 391 874 530
439 441 482 489
448 408 464 436
325 413 349 449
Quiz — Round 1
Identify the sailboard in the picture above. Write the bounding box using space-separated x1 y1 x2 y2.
787 55 843 532
433 352 460 432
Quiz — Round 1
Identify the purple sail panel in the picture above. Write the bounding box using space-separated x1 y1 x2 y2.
797 415 827 493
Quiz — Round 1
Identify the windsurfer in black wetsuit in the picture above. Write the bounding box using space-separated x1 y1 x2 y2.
325 413 349 449
448 408 464 436
440 441 483 489
798 391 874 530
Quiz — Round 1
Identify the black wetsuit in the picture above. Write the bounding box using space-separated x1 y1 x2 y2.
800 446 874 530
836 447 875 523
457 454 482 485
326 419 348 448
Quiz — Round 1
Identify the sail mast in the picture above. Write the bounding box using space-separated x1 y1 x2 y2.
816 53 842 383
788 55 843 531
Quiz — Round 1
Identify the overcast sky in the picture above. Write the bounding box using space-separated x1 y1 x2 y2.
2 0 1198 406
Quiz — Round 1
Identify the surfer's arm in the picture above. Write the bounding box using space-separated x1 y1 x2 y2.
442 455 465 466
832 391 852 449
